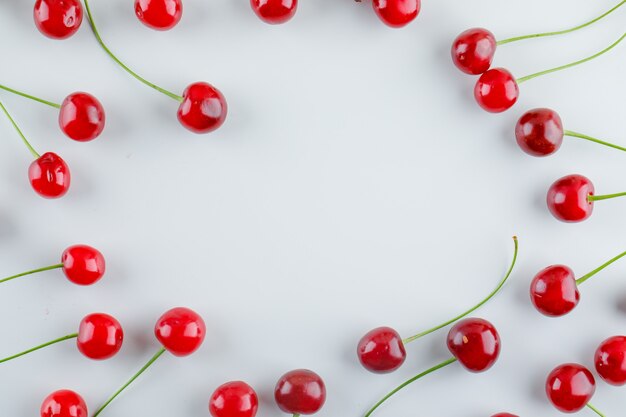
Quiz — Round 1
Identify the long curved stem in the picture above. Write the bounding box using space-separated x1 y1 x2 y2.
576 250 626 285
0 84 60 109
403 236 518 345
363 357 457 417
586 403 605 417
93 347 167 417
0 334 78 363
588 192 626 202
517 31 626 84
565 130 626 153
497 0 626 45
0 264 64 285
0 99 40 159
81 0 182 102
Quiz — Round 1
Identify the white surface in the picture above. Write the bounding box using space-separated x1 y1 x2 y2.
0 1 625 416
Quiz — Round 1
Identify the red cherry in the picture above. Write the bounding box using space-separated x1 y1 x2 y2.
41 389 88 417
515 108 564 156
62 244 106 285
250 0 297 24
59 92 105 142
451 28 497 75
530 265 580 317
275 369 326 415
29 152 71 199
474 68 519 113
34 0 83 39
492 414 518 417
77 313 123 360
155 307 206 356
209 381 259 417
546 174 594 222
357 326 406 373
135 0 183 30
447 318 500 372
595 336 626 386
546 363 595 413
372 0 420 28
177 82 228 134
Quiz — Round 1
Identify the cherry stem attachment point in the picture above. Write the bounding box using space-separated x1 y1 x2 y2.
0 84 61 109
497 0 626 45
565 130 626 153
92 347 167 417
402 236 518 345
586 403 605 417
576 250 626 285
81 0 183 102
0 264 64 285
363 357 457 417
0 99 40 159
0 333 78 364
588 192 626 202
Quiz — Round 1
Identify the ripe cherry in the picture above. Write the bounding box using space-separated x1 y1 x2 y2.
59 92 105 142
371 0 420 28
29 152 72 198
135 0 183 30
209 381 259 417
474 68 518 113
595 336 626 386
492 414 518 417
451 28 497 75
177 82 228 134
275 369 326 415
34 0 83 40
546 363 597 413
41 389 88 417
251 0 297 24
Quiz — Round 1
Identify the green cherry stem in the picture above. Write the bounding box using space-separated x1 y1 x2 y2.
0 263 64 285
92 347 167 417
565 130 626 153
588 192 626 202
0 99 40 159
0 84 61 109
402 236 518 345
576 250 626 285
497 0 626 45
0 334 78 364
363 357 457 417
586 403 605 417
82 0 183 102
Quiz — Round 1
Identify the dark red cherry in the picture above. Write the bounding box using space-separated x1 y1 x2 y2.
447 318 500 372
357 326 406 373
34 0 83 40
155 307 206 356
41 389 88 417
530 265 580 317
451 28 497 75
62 244 106 285
177 82 228 134
515 108 564 156
209 381 259 417
595 336 626 386
546 363 595 413
275 369 326 415
77 313 123 360
372 0 420 28
250 0 297 24
547 174 594 222
474 68 519 113
59 92 105 142
135 0 183 30
29 152 71 199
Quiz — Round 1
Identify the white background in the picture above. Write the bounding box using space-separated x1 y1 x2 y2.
0 1 625 416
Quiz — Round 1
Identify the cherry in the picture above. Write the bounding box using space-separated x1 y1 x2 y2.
251 0 297 24
492 414 518 417
34 0 83 40
546 363 596 413
474 68 518 113
177 82 228 134
209 381 259 417
135 0 183 31
59 92 105 142
371 0 420 28
275 369 326 415
447 318 500 372
595 336 626 386
29 152 72 198
62 244 106 285
41 390 88 417
515 108 563 156
77 313 124 360
357 327 406 373
451 28 497 75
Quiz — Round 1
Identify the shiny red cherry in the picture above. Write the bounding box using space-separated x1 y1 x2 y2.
547 174 594 222
492 414 518 417
41 389 88 417
530 265 580 317
546 363 595 413
209 381 259 417
357 326 406 373
275 369 326 415
447 318 500 372
372 0 420 28
155 307 206 356
451 28 497 75
515 108 564 156
595 336 626 386
474 68 519 113
77 313 123 360
135 0 183 30
29 152 71 199
177 82 228 134
61 245 106 285
59 92 105 142
34 0 83 39
251 0 297 24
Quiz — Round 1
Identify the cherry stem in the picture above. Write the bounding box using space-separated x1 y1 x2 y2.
497 0 626 45
81 0 183 102
0 264 64 285
0 333 78 364
363 357 457 417
588 192 626 202
92 347 167 417
0 99 40 159
576 250 626 285
402 236 518 345
565 130 626 153
586 403 605 417
0 84 61 109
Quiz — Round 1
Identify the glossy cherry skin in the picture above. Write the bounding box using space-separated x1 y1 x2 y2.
447 318 500 372
155 307 206 356
451 28 497 75
62 244 106 285
251 0 297 24
275 369 326 415
209 381 259 417
595 336 626 386
372 0 420 28
177 82 228 134
515 108 564 156
77 313 123 360
357 326 406 373
530 265 580 317
41 389 88 417
546 363 595 413
547 174 594 222
34 0 83 40
29 152 71 199
135 0 183 30
474 68 519 113
59 92 105 142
